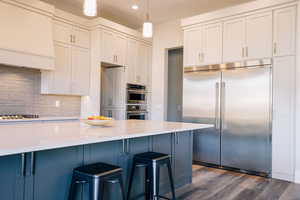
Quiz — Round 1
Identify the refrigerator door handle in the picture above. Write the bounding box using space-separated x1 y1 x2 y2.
221 82 226 129
215 82 220 129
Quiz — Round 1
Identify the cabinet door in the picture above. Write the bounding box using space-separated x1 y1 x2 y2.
53 21 72 44
183 27 203 67
83 141 122 200
72 27 90 49
52 42 72 94
101 30 115 64
115 35 127 66
202 23 223 65
272 56 295 181
101 68 114 107
245 11 272 60
273 6 296 57
152 134 173 194
126 39 138 84
112 109 126 120
113 68 126 106
71 47 90 95
137 43 149 85
147 46 152 90
123 137 151 199
32 146 84 200
223 18 245 62
0 154 24 200
173 131 193 188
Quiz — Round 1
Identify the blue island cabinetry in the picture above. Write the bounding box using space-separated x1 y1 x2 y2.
0 131 193 200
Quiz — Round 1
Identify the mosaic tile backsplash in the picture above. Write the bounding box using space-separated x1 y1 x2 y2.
0 65 81 117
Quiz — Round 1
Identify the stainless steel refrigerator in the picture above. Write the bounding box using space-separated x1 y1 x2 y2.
183 59 272 176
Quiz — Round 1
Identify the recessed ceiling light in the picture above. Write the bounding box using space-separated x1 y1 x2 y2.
132 5 139 10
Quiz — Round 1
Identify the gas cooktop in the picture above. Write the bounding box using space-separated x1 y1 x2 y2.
0 114 39 120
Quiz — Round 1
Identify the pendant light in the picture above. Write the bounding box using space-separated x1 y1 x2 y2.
143 0 152 38
84 0 98 17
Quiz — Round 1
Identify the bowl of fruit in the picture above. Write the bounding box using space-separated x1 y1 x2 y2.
83 116 114 126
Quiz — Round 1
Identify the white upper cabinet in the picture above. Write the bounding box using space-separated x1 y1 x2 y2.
245 11 272 60
41 20 90 96
53 21 73 45
101 29 115 64
202 23 223 65
54 21 90 49
125 39 151 86
223 11 272 62
72 27 90 49
42 42 72 95
114 35 127 66
100 29 127 66
223 18 246 63
71 47 90 95
273 6 296 57
126 39 138 84
137 43 149 85
184 27 203 67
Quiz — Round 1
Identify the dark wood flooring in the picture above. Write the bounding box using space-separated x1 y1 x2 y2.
172 165 300 200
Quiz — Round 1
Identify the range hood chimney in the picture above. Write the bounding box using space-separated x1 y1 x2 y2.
0 0 55 70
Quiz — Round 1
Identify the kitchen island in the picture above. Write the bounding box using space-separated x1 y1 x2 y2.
0 120 212 200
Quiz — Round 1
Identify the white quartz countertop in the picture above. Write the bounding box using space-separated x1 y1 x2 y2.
0 120 212 157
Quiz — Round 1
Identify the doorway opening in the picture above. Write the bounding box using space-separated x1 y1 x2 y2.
167 48 183 122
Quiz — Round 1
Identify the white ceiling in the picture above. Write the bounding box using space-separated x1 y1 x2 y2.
40 0 254 29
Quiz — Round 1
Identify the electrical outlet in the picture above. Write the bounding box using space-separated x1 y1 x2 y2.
55 100 60 108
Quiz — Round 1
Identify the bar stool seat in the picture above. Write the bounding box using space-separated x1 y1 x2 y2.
127 152 176 200
69 162 125 200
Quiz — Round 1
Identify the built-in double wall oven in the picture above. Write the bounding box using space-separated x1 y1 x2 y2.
126 84 148 120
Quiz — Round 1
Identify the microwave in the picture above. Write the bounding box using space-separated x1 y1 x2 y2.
127 84 147 104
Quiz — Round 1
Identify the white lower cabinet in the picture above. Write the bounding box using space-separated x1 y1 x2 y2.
102 109 126 120
101 67 126 107
41 42 90 96
272 56 295 181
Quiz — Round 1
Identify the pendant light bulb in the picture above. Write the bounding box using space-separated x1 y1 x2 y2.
84 0 97 17
143 0 152 38
143 21 153 38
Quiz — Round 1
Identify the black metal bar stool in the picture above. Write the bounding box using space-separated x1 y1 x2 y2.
68 162 126 200
127 152 176 200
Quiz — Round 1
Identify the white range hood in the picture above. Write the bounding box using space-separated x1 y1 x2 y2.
0 0 55 70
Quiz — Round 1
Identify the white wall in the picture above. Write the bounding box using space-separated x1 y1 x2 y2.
151 20 183 120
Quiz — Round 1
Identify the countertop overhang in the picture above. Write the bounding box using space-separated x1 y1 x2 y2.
0 120 212 156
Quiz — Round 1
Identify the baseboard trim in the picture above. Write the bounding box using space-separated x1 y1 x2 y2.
295 170 300 184
272 172 294 182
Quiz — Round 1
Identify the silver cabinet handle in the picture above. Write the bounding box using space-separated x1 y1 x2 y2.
21 153 26 177
215 83 220 130
274 43 277 55
73 35 76 43
202 53 205 62
175 132 179 144
70 35 73 43
242 47 245 58
126 139 130 153
30 152 35 175
122 139 126 153
198 53 201 63
245 46 249 57
221 82 226 129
